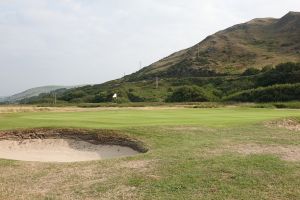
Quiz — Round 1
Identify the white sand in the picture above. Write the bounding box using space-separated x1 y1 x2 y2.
0 139 139 162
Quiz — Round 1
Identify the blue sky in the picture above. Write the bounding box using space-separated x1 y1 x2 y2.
0 0 300 96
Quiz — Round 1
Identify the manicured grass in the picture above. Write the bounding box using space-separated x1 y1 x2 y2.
0 108 299 130
0 107 299 199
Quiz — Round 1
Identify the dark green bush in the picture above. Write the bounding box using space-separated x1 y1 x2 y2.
242 68 261 76
127 91 145 102
94 92 109 103
224 83 300 102
273 102 300 109
113 97 130 104
166 85 216 102
256 62 300 86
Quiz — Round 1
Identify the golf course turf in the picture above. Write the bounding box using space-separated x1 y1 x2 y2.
0 107 299 199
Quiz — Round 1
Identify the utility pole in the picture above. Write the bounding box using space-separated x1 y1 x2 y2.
155 77 159 89
54 92 57 105
139 61 142 70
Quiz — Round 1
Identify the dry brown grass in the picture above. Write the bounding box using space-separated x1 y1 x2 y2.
265 118 300 131
0 106 184 114
232 144 300 161
0 158 156 200
0 106 52 113
209 143 300 162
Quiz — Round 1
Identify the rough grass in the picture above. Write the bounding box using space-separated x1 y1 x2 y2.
0 107 300 199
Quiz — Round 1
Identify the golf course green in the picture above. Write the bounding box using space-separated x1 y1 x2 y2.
0 107 299 199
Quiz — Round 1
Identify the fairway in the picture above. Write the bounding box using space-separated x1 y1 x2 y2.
0 107 300 199
1 107 300 129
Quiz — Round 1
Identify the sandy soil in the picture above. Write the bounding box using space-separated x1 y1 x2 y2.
0 139 139 162
265 118 300 131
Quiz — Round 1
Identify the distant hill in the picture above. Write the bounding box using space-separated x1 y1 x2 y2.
0 86 75 103
0 97 6 102
127 11 300 80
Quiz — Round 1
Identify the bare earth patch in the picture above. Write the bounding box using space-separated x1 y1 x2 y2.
120 160 152 169
232 144 300 161
265 118 300 131
100 185 138 200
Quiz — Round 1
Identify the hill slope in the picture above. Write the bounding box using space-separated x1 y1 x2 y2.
0 86 74 103
23 12 300 104
128 11 300 80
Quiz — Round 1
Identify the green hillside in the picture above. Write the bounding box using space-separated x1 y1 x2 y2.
21 12 300 104
128 11 300 80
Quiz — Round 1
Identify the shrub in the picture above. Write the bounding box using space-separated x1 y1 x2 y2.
113 97 130 104
242 68 261 76
256 62 300 86
224 83 300 102
94 92 109 103
60 90 87 101
166 85 216 102
273 102 300 109
127 92 145 102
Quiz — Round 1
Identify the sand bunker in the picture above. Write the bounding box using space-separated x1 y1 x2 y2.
0 139 139 162
0 128 147 163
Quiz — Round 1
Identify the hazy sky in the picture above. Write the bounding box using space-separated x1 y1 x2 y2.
0 0 300 96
